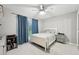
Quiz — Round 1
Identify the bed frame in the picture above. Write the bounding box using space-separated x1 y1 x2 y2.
30 28 57 52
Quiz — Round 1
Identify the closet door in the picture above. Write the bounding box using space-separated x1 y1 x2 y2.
78 32 79 44
77 13 79 45
78 14 79 45
78 14 79 31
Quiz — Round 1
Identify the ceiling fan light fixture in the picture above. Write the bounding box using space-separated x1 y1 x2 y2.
39 10 46 15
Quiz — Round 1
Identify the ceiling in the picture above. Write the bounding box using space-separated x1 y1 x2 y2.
3 4 79 19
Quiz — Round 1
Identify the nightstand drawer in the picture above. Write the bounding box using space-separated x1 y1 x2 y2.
57 35 64 39
56 33 67 43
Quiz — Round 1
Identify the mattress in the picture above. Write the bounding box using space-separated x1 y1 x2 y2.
31 33 55 47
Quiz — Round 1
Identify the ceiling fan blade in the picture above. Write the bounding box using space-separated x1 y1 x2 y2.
32 11 40 18
45 11 54 16
32 9 39 11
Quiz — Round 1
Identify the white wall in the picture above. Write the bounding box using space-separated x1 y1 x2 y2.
43 12 77 44
0 7 17 55
1 7 17 35
38 20 44 32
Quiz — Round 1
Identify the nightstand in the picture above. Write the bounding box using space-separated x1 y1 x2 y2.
56 33 67 43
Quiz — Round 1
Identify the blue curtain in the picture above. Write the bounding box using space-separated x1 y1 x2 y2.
17 15 28 44
32 19 38 34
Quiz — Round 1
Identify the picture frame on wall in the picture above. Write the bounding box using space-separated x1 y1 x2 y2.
0 5 4 18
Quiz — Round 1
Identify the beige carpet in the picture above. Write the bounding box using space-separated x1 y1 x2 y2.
7 42 79 55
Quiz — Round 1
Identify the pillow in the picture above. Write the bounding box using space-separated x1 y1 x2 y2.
42 28 57 34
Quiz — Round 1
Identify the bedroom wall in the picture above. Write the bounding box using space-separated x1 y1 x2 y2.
0 7 17 55
0 7 17 35
38 20 44 33
43 11 77 44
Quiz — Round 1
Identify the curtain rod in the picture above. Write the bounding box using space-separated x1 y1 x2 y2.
11 12 26 16
11 12 33 19
11 12 19 15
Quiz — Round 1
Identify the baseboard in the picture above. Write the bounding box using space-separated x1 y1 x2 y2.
68 42 78 46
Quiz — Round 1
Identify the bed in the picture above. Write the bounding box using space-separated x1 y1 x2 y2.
30 28 57 51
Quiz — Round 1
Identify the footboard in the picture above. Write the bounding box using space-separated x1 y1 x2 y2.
30 36 56 52
30 36 46 48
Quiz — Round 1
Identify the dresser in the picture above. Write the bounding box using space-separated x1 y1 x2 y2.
6 35 17 51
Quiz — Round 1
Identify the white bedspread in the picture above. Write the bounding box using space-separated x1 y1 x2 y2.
31 33 55 44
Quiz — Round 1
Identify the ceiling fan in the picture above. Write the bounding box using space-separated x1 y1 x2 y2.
38 4 47 15
25 4 54 18
31 4 54 17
